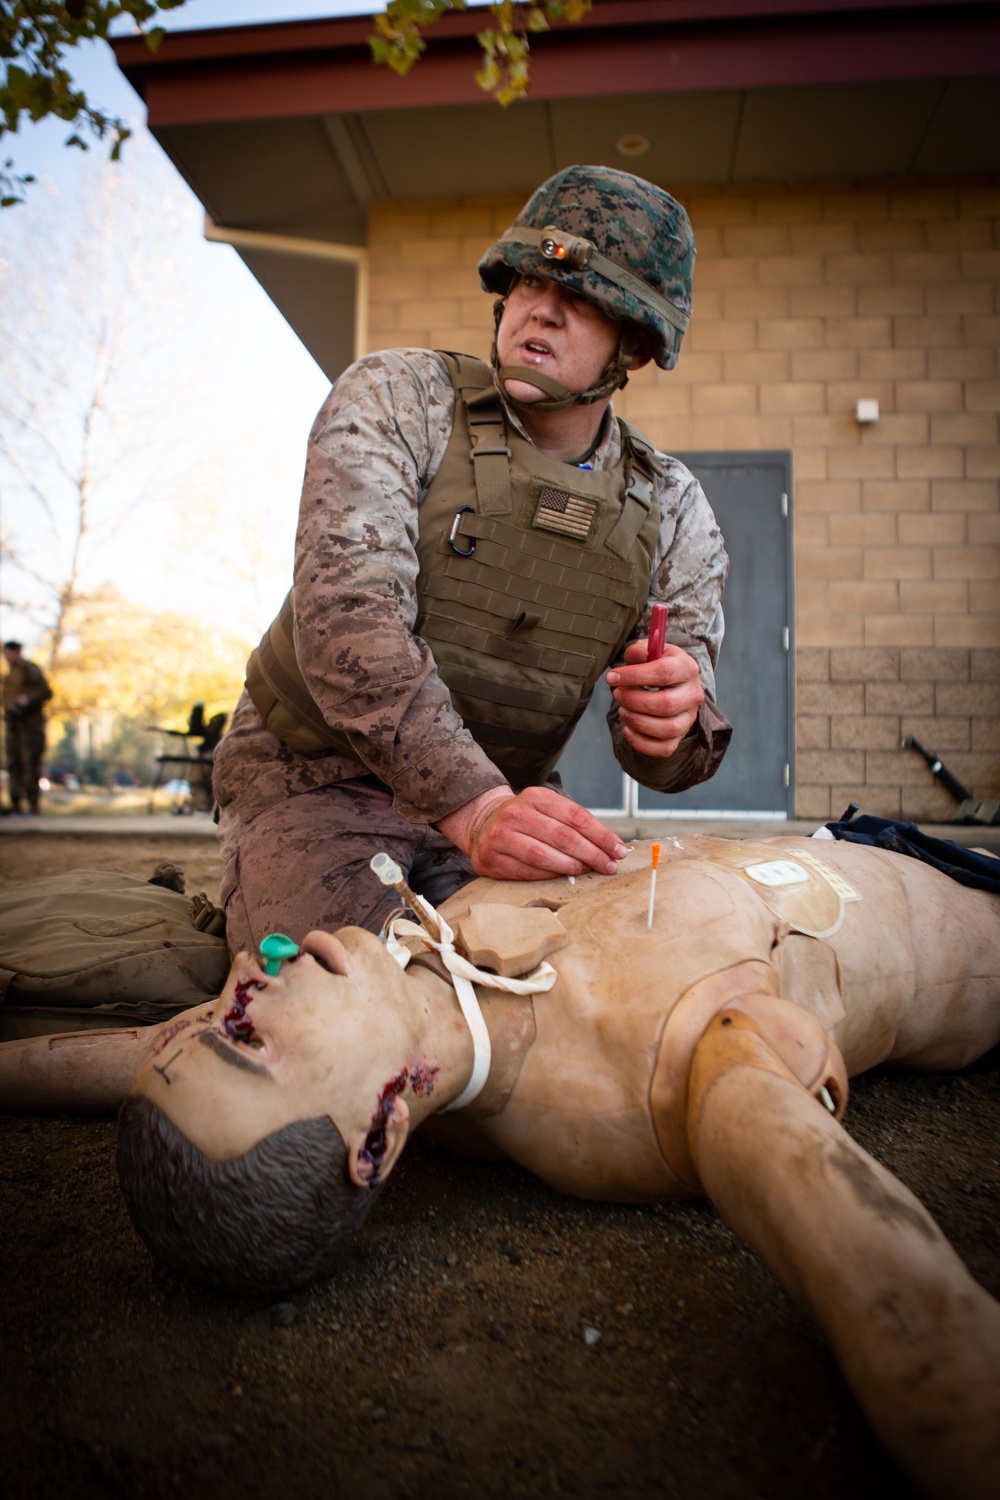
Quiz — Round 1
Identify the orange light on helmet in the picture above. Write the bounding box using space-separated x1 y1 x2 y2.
538 225 593 270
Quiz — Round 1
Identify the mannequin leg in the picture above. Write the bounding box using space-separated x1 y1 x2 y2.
687 1015 1000 1500
218 779 474 958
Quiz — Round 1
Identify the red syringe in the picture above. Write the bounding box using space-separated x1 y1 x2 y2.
648 602 668 662
642 602 668 691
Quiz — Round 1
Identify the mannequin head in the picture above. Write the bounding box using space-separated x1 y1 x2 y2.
117 1096 380 1293
116 930 448 1291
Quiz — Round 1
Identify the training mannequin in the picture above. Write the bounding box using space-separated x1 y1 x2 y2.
2 835 999 1500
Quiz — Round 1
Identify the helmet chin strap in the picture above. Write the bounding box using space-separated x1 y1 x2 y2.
490 298 635 414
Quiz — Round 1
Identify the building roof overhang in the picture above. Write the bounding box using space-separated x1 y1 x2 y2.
113 0 1000 379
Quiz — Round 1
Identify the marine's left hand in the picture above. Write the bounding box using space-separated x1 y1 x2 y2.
605 642 704 758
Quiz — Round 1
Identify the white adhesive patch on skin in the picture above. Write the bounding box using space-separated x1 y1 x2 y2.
745 860 810 889
705 843 861 940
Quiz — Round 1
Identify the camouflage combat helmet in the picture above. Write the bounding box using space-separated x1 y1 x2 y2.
479 164 694 410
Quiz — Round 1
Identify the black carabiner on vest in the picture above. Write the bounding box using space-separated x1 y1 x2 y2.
448 505 476 557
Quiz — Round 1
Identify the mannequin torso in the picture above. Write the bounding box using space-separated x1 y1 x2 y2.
420 837 999 1200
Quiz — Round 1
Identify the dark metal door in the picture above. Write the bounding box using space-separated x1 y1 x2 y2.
556 451 795 816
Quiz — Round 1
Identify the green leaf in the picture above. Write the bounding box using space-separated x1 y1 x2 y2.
527 8 549 32
3 63 30 106
385 0 421 26
475 59 501 91
144 27 166 54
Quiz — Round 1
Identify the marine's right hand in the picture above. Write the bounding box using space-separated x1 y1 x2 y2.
436 784 629 881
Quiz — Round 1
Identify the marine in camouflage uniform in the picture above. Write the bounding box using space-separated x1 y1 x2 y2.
214 168 731 955
2 642 51 816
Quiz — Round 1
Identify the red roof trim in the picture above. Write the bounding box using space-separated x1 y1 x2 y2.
115 2 1000 123
112 0 996 70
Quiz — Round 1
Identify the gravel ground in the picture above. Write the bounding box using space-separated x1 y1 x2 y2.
0 833 997 1500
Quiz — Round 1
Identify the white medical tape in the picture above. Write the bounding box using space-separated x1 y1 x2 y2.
442 972 493 1113
384 914 556 1112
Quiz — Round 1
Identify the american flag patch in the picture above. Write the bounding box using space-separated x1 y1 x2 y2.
532 486 599 542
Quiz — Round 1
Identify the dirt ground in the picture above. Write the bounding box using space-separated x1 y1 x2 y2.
0 832 998 1500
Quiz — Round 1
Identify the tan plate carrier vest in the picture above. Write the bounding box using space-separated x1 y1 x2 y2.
245 353 662 788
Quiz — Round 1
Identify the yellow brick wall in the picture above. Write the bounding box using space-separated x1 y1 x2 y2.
368 183 1000 821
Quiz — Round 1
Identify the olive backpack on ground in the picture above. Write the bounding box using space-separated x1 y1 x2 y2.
0 866 229 1041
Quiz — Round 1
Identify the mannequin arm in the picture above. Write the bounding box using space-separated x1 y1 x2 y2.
0 1026 162 1114
687 1011 1000 1500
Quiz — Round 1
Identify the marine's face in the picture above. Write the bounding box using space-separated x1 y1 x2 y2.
497 274 621 400
130 929 415 1171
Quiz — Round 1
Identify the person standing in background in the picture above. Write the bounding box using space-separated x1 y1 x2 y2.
2 641 52 816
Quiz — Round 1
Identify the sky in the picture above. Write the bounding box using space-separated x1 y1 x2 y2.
0 1 396 651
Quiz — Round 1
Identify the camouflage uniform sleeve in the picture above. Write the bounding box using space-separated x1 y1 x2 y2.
293 350 509 824
607 457 733 792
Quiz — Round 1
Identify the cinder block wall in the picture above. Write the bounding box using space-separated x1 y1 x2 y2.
368 182 1000 820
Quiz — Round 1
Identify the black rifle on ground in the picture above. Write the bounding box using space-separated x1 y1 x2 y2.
903 736 1000 826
